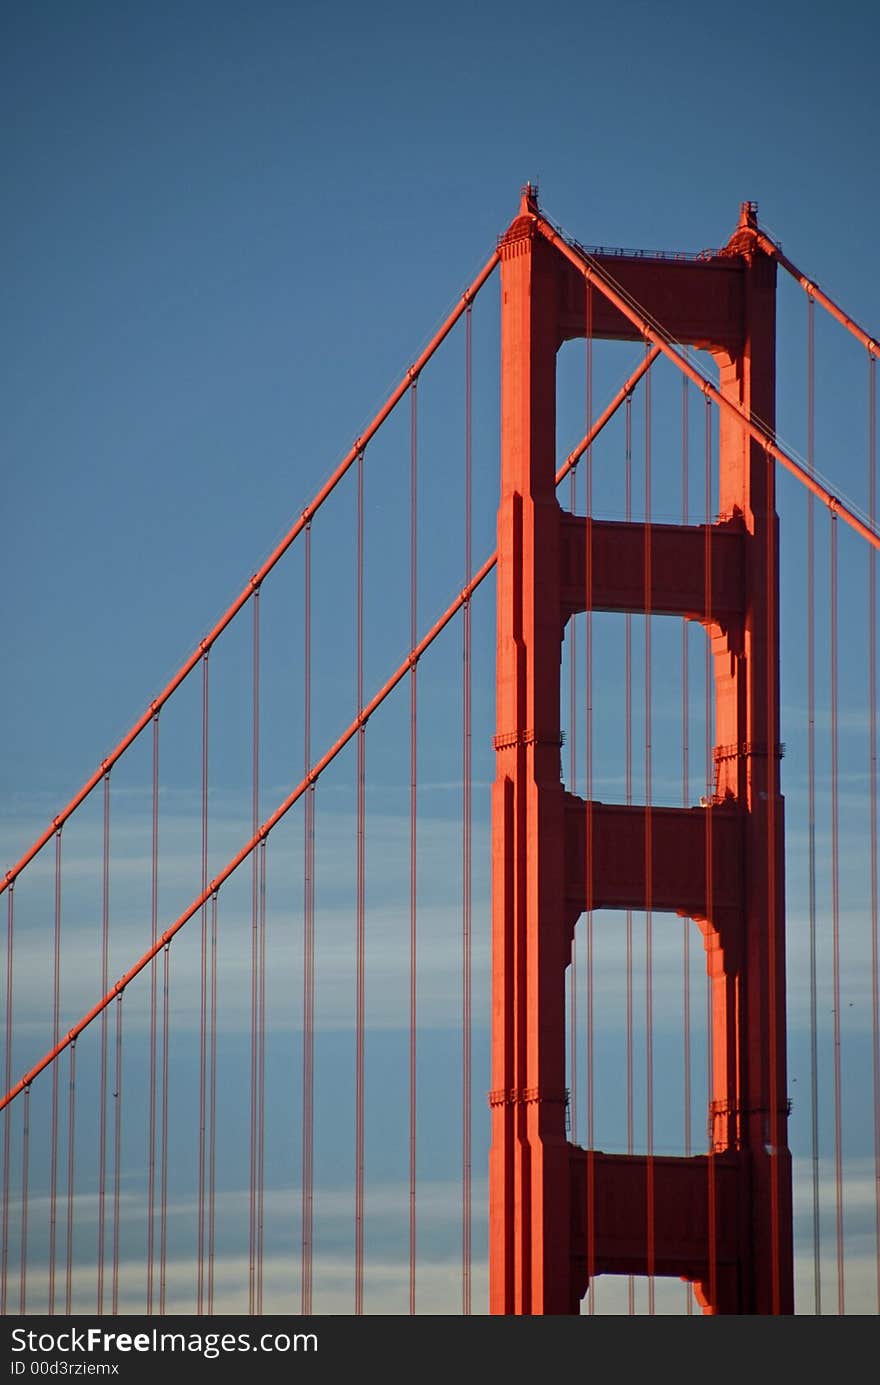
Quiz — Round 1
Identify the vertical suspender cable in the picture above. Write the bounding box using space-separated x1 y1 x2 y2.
584 288 596 1314
302 523 315 1315
644 347 655 1314
159 939 170 1315
807 296 822 1314
254 594 266 1315
569 435 578 1148
249 597 260 1316
682 365 692 1316
200 653 209 1315
409 380 418 1315
705 399 717 1311
355 450 366 1315
765 447 781 1314
1 884 13 1316
148 716 159 1314
65 1041 76 1315
111 993 123 1314
208 889 218 1315
257 838 266 1314
830 511 845 1314
625 391 635 1317
19 1086 29 1314
49 829 62 1313
869 351 879 1315
462 306 473 1316
98 775 110 1313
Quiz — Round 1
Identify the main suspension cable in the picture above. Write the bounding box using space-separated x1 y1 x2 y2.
755 231 880 361
1 254 502 904
1 355 658 1116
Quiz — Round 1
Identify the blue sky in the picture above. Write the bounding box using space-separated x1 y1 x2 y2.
2 0 879 1316
2 0 878 791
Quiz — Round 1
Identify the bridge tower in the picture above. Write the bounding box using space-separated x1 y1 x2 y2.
489 189 794 1314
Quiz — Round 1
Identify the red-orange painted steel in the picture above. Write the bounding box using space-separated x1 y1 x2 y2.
490 190 794 1313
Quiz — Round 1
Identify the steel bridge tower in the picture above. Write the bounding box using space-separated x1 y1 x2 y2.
489 190 794 1314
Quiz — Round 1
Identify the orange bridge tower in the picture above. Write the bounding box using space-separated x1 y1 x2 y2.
489 190 793 1314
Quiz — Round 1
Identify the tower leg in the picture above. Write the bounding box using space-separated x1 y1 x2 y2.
490 193 573 1315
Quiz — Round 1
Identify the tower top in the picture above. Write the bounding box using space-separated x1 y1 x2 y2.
520 182 540 215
